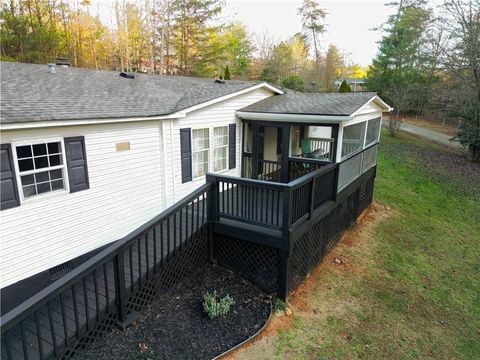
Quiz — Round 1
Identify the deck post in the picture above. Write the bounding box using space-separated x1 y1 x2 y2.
309 176 316 219
278 247 290 301
278 187 292 301
114 250 127 325
114 248 140 329
206 175 217 262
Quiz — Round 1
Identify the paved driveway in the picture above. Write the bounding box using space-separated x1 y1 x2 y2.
382 119 462 149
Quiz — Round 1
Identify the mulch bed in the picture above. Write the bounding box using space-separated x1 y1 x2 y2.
75 264 271 360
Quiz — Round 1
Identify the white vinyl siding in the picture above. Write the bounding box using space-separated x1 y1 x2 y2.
0 121 165 288
163 87 275 206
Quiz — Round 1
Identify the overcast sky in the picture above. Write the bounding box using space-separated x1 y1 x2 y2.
223 0 394 67
93 0 394 67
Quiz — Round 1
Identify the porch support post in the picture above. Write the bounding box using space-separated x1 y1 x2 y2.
281 125 290 183
331 124 340 162
252 123 259 179
241 121 245 177
335 123 344 163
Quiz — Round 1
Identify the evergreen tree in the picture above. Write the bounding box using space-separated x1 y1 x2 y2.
170 0 223 76
365 0 433 136
323 44 344 91
260 42 295 86
282 75 306 92
298 0 326 79
224 65 231 80
338 80 351 93
441 0 480 162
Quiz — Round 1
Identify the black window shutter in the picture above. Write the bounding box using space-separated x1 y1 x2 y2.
1 144 20 210
228 123 236 169
180 128 192 183
64 136 90 193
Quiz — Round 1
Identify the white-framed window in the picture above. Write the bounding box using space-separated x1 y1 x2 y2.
213 126 228 172
192 128 210 178
15 141 67 199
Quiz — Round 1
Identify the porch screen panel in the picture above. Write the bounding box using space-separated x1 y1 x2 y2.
337 152 363 191
290 125 334 161
365 118 381 146
341 122 366 159
362 145 378 172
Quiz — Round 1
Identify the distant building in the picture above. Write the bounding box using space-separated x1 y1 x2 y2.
335 78 366 92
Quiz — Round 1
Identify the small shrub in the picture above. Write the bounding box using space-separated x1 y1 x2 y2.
339 80 352 93
202 291 235 319
224 65 231 80
273 298 288 312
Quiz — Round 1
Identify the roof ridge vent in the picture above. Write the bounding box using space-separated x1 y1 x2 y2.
120 72 135 79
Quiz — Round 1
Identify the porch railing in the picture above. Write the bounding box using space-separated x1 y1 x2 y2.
288 158 330 181
304 137 335 161
242 154 331 183
207 162 338 234
257 159 282 182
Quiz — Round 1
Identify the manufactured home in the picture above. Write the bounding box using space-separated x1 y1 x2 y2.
0 61 391 359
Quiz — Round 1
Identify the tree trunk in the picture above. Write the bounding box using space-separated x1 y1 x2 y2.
467 144 480 163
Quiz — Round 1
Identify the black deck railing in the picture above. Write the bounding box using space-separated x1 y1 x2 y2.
0 184 210 360
242 154 332 183
207 162 338 234
288 158 331 181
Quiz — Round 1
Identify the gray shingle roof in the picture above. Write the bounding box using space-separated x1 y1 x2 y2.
0 61 262 124
238 91 378 116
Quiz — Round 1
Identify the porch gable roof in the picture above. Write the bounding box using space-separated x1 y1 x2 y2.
237 91 392 121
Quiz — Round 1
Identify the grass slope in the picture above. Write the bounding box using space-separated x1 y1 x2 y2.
235 131 480 360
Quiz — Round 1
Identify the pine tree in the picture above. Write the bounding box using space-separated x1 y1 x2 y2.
282 75 306 92
365 0 432 136
224 65 231 80
338 80 351 93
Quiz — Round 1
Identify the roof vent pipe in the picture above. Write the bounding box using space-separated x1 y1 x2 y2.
48 63 56 74
119 72 135 79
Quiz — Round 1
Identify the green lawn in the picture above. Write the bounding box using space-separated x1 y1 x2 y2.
235 131 480 360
